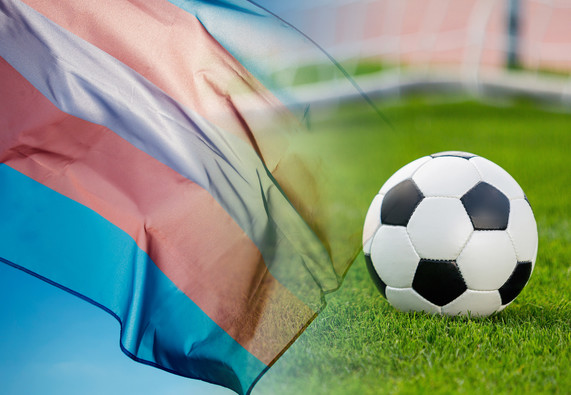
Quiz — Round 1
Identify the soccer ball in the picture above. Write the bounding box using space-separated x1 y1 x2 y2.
363 151 538 317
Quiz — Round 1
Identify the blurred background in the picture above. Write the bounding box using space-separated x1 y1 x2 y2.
264 0 571 107
1 1 568 394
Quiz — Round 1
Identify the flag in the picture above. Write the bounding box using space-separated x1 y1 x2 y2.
0 0 370 393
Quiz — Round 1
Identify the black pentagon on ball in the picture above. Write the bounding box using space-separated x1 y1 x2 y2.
499 261 532 305
365 254 387 298
381 179 423 226
412 259 467 306
431 151 477 159
461 182 510 230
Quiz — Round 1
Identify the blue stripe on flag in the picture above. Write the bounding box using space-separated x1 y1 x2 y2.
0 164 265 394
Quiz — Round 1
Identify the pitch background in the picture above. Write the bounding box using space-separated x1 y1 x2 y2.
254 95 571 394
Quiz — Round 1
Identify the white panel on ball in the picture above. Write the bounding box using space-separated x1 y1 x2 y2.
385 287 441 314
457 231 517 290
379 156 431 195
441 289 502 317
412 157 480 197
362 194 383 254
506 199 539 263
407 197 473 260
370 225 420 288
470 157 525 200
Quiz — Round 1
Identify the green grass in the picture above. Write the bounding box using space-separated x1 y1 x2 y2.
274 58 392 86
254 96 571 394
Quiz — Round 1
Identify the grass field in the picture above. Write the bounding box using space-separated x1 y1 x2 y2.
254 96 570 394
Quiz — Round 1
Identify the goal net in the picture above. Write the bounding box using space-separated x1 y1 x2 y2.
268 0 571 104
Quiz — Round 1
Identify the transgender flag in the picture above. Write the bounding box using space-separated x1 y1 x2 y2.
0 0 364 393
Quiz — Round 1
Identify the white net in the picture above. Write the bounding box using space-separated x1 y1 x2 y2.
267 0 571 105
